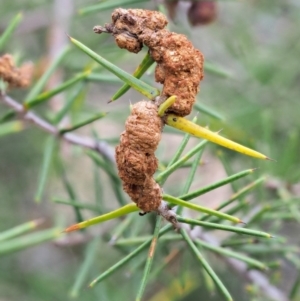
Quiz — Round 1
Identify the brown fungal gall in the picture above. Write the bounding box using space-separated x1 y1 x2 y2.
94 8 204 117
115 101 163 212
0 54 33 89
188 1 218 26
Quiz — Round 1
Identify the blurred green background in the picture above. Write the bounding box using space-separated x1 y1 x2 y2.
0 1 299 300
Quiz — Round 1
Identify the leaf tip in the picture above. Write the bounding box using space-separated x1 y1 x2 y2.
64 224 81 233
88 281 95 289
265 156 277 162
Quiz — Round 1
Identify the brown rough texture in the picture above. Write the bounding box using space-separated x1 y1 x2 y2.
95 8 204 116
96 9 204 213
115 101 163 212
0 54 33 88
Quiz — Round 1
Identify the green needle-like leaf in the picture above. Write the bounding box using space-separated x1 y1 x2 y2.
0 110 16 123
194 239 267 270
163 194 242 223
136 216 163 301
158 96 177 117
87 73 122 84
52 83 84 124
110 214 135 243
24 71 90 109
0 13 22 51
59 112 106 134
237 245 299 255
156 140 207 184
56 158 84 223
221 238 258 248
177 147 205 215
180 228 233 301
35 136 56 202
0 121 23 137
194 102 225 121
217 150 240 192
69 36 160 100
179 168 256 201
64 204 139 232
69 237 100 298
177 216 273 238
86 150 127 206
88 224 172 288
113 234 180 246
246 205 271 226
92 146 105 213
182 147 204 195
24 46 70 102
79 0 148 15
0 228 61 256
290 269 300 300
204 61 233 79
111 52 155 102
0 219 44 242
52 198 100 212
86 150 119 182
158 115 198 186
201 176 265 222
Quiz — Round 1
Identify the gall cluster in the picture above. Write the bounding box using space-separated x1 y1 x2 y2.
95 9 204 212
0 54 32 89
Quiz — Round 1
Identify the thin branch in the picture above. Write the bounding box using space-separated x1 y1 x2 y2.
0 93 115 162
190 227 289 301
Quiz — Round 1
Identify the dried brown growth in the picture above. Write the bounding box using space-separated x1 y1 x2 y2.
188 1 218 26
115 101 163 212
94 8 204 116
0 54 33 88
96 9 204 214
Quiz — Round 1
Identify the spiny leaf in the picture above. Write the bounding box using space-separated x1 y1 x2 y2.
163 194 242 224
194 239 267 270
165 114 271 160
110 51 155 102
59 112 106 134
136 216 163 301
179 168 256 201
0 13 23 51
69 237 100 298
24 71 90 109
0 228 61 256
194 101 225 121
177 216 273 238
0 121 23 137
180 229 233 301
69 36 160 100
35 136 57 203
155 140 207 184
25 46 70 102
88 224 172 288
0 219 44 242
63 204 139 232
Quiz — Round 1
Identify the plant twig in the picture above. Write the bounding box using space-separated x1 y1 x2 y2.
0 93 115 162
190 227 289 301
